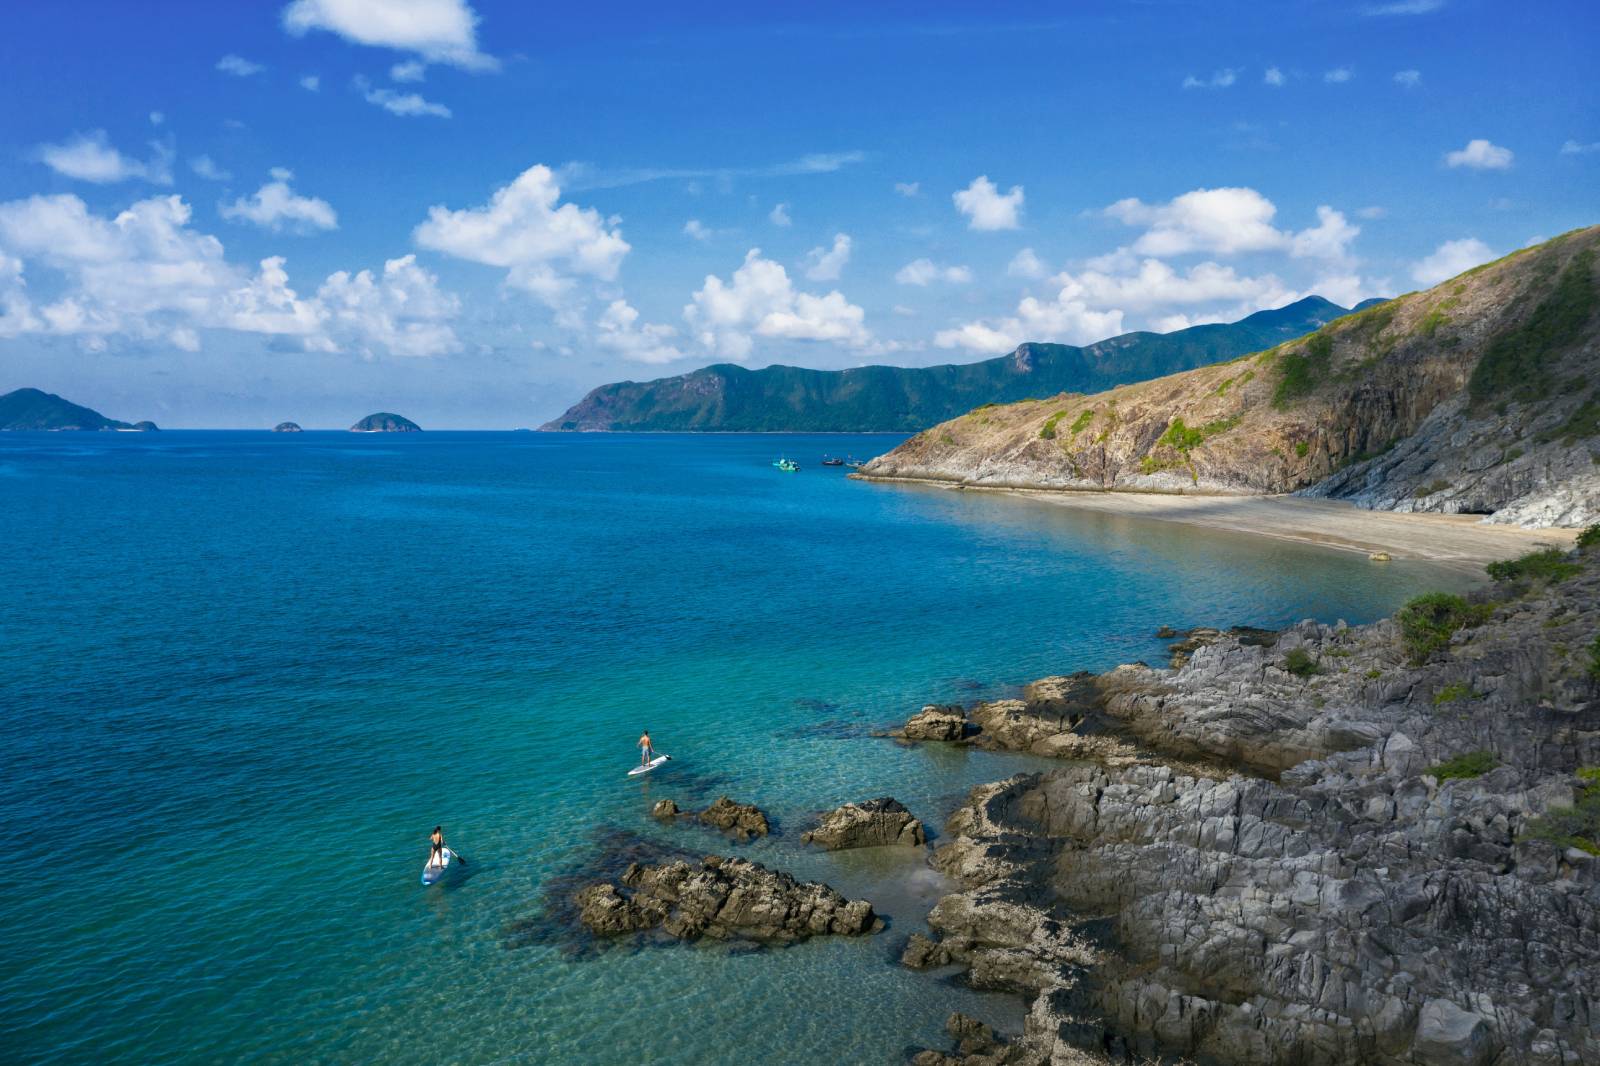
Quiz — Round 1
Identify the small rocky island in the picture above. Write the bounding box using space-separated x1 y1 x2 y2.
273 422 302 433
349 412 420 433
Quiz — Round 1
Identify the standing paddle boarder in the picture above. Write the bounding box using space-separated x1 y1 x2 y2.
428 826 446 871
638 730 655 768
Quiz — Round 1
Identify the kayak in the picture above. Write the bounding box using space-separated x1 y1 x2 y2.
628 753 671 777
421 847 455 885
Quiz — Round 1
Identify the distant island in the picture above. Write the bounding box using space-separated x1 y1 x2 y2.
273 422 303 433
0 388 157 431
541 296 1379 433
350 412 421 433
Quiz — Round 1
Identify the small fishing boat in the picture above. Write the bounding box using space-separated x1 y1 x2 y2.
820 456 845 467
772 457 800 472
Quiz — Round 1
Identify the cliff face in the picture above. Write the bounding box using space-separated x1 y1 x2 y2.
907 544 1600 1066
861 227 1600 528
539 297 1360 432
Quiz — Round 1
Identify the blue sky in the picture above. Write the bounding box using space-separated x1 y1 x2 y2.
0 0 1595 427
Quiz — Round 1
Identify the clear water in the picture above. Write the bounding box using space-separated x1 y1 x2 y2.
1 432 1472 1065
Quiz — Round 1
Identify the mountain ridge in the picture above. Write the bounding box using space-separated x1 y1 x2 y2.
542 296 1369 433
0 388 155 431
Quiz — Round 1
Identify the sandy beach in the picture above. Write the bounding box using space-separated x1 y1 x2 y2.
856 477 1577 573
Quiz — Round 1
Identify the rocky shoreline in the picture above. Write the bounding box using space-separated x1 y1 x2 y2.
574 537 1599 1064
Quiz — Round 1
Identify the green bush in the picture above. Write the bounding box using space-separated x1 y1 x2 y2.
1282 647 1321 677
1468 248 1596 406
1429 750 1498 781
1396 592 1493 664
1274 331 1335 406
1070 409 1095 435
1432 682 1476 705
1159 417 1207 452
1579 524 1600 550
1420 307 1450 336
1526 767 1600 855
1485 548 1582 584
1039 410 1068 440
1589 633 1600 681
1294 440 1310 458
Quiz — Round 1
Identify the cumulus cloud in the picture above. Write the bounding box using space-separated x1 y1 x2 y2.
35 131 173 185
1324 67 1353 84
895 258 972 286
1411 238 1493 286
221 169 339 233
953 175 1023 231
1444 139 1513 169
1394 69 1421 87
683 219 712 242
1007 248 1047 279
894 181 920 197
1263 67 1285 87
685 249 870 359
768 202 791 227
0 192 457 356
412 163 630 305
1103 188 1358 263
357 78 452 118
1182 68 1238 89
216 54 265 77
593 299 684 364
803 233 852 281
282 0 497 71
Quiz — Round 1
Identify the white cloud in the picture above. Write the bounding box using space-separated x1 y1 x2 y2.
1103 188 1358 264
357 78 452 118
932 321 1022 354
1287 205 1360 264
1182 69 1238 90
683 219 712 242
216 54 265 77
768 202 791 227
300 74 321 91
803 233 852 281
1007 247 1047 279
1411 238 1493 286
190 155 232 182
685 248 870 359
558 151 866 192
1049 259 1296 313
1263 67 1285 87
953 175 1023 231
391 59 427 82
895 258 972 286
35 131 173 185
894 181 920 197
282 0 497 71
0 192 457 356
412 163 630 305
1394 69 1421 87
1560 139 1600 155
593 299 683 364
149 111 165 126
1444 138 1513 169
1324 68 1353 84
1362 0 1444 13
1356 205 1386 219
221 170 339 233
1151 312 1224 333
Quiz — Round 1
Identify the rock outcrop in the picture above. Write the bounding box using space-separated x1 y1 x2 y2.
903 543 1600 1065
650 799 679 819
801 797 926 849
899 705 969 741
697 796 770 839
859 226 1600 528
575 855 879 943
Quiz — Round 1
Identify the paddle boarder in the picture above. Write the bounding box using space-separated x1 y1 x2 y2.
428 825 446 871
638 730 655 768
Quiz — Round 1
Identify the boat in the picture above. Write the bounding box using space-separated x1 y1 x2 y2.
772 458 800 472
846 457 865 469
821 456 844 467
421 847 455 885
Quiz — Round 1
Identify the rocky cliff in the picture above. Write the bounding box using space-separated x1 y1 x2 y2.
902 538 1600 1066
861 227 1600 528
541 297 1364 432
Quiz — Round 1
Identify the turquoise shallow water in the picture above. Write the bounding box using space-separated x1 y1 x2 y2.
1 431 1473 1065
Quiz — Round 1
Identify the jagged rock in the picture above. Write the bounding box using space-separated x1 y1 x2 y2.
651 799 679 819
801 797 925 849
575 855 879 943
698 796 770 839
901 705 968 741
901 932 951 969
1412 999 1494 1066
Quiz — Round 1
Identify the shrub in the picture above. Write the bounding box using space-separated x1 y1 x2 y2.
1579 524 1600 550
1294 440 1310 458
1039 410 1069 440
1486 548 1582 584
1468 248 1596 406
1420 307 1450 336
1538 398 1600 445
1590 633 1600 681
1525 767 1600 855
1396 592 1493 664
1432 682 1476 705
1274 330 1335 406
1159 417 1207 452
1070 409 1095 435
1365 668 1382 679
1282 647 1321 677
1429 750 1498 781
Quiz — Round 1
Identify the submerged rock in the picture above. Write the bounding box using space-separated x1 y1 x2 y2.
801 797 925 849
575 855 879 943
697 796 770 839
899 705 968 741
650 799 679 819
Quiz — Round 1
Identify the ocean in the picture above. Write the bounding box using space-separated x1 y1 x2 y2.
1 431 1472 1064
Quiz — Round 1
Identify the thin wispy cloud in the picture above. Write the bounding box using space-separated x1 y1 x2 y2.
354 77 451 118
216 54 265 77
1324 68 1353 84
1263 67 1285 87
1182 68 1237 90
1362 0 1445 13
559 151 867 191
1394 69 1421 87
1561 139 1600 155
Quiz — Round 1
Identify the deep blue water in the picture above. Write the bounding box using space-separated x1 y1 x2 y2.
1 432 1471 1064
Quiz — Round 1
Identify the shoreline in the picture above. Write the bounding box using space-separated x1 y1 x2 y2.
854 474 1576 574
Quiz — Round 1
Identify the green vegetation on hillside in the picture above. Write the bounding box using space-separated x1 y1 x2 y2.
1282 647 1321 677
1396 592 1494 664
1429 750 1498 781
1273 330 1335 406
1039 410 1068 439
1485 548 1582 585
1468 248 1597 406
1526 767 1600 855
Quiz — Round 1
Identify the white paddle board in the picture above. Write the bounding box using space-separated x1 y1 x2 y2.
628 753 670 777
421 847 454 885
